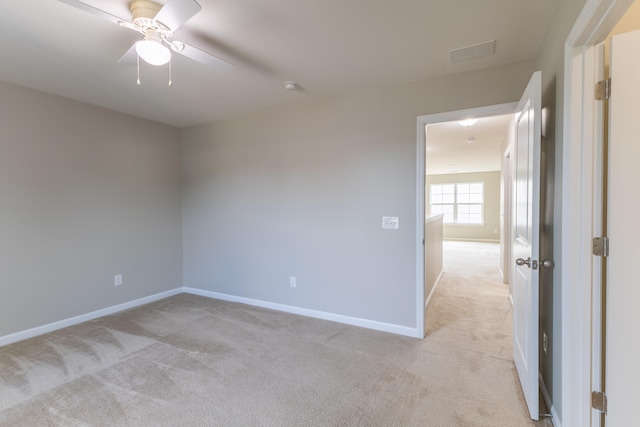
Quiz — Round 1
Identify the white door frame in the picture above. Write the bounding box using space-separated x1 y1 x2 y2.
415 102 517 338
562 0 633 425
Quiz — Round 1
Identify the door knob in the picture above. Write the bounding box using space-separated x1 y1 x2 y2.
541 259 554 268
516 257 531 267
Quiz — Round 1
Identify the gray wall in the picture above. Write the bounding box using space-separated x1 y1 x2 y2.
181 60 536 329
425 171 501 241
0 81 183 337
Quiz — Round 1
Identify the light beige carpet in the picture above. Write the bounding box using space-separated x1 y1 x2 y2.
0 241 552 426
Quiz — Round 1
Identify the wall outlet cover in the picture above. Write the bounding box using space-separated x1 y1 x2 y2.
382 217 399 229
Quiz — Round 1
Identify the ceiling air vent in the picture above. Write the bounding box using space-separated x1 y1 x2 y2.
449 40 496 63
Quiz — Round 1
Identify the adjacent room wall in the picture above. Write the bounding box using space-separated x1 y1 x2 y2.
0 81 183 338
425 171 501 242
181 60 536 331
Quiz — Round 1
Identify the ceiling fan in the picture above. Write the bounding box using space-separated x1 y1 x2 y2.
57 0 233 72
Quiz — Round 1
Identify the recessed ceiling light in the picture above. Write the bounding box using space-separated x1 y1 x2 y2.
466 138 475 144
458 119 478 127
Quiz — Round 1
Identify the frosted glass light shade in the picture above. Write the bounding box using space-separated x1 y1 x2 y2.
136 39 171 66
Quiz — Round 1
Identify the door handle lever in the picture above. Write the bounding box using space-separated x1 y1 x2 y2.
516 257 531 268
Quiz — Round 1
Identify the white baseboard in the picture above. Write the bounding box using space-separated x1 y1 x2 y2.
443 238 500 243
540 373 561 427
1 286 421 347
0 287 183 347
183 287 419 338
425 269 444 312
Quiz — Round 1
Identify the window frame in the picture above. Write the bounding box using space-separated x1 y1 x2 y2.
429 182 485 226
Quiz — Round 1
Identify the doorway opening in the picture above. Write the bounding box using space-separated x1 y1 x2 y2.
425 114 513 281
415 102 517 340
417 105 548 423
417 72 543 421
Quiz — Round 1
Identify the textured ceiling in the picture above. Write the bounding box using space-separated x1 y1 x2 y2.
0 0 558 128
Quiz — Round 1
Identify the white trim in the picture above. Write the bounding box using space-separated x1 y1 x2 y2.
416 118 426 338
540 374 563 427
562 1 633 426
0 286 422 348
183 287 419 338
0 287 183 347
416 102 517 342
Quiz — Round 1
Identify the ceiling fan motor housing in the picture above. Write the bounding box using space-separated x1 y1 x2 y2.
130 1 169 34
130 0 161 19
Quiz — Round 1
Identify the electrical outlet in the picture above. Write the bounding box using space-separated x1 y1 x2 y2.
114 274 123 287
543 331 548 354
290 276 297 288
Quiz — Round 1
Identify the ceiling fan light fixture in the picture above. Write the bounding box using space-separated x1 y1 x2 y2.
136 39 171 66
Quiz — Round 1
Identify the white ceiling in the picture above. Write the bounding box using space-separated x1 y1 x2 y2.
426 114 512 175
0 0 558 128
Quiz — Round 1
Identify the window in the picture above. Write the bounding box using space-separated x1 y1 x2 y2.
429 182 484 225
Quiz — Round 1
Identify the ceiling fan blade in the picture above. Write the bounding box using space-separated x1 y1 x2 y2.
56 0 126 26
118 43 138 66
175 42 234 72
154 0 202 32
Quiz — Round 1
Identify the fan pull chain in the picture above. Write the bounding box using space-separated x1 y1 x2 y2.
136 54 141 86
168 59 173 87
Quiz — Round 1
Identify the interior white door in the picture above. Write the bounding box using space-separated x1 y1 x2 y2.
605 29 640 426
512 71 542 420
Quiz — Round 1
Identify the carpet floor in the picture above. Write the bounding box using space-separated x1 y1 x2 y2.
0 241 553 426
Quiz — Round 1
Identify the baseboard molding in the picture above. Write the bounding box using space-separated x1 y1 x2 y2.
443 238 500 243
0 287 183 347
539 373 561 427
183 287 419 338
425 269 444 312
1 286 421 347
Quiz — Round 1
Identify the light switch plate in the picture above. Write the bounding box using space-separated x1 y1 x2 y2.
382 217 399 229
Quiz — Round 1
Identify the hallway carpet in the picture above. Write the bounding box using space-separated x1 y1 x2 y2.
0 241 552 426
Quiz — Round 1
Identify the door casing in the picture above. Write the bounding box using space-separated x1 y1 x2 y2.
563 0 634 425
415 102 517 338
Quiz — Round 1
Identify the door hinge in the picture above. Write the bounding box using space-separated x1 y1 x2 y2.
595 78 611 100
593 236 609 257
592 391 608 413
